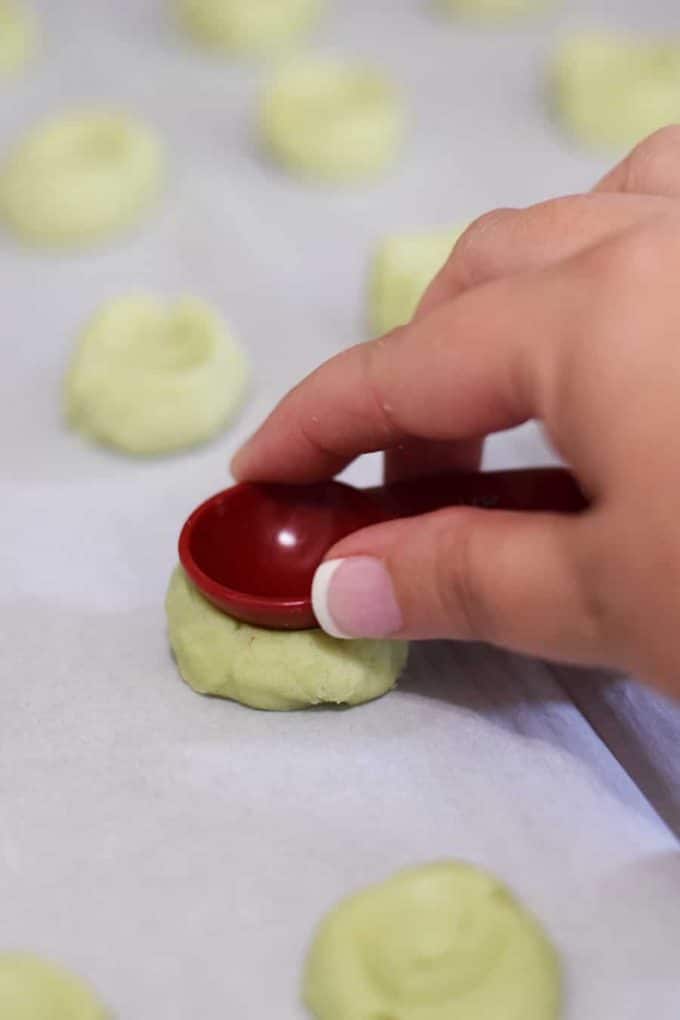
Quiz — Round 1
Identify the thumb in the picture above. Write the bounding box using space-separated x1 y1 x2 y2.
312 508 606 666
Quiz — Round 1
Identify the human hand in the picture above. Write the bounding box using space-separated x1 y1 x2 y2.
233 127 680 698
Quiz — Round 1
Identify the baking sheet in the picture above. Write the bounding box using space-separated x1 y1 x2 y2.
2 1 680 1017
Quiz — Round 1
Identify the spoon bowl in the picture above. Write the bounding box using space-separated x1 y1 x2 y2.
179 468 586 630
179 481 389 629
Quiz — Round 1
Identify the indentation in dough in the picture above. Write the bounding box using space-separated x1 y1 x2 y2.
260 58 405 183
65 296 249 456
303 861 561 1020
0 108 164 247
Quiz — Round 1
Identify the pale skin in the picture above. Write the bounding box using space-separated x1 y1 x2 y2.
233 126 680 700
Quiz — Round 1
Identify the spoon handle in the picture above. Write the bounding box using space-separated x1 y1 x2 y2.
367 468 587 520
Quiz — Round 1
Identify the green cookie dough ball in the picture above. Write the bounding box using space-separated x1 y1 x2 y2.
553 33 680 150
65 295 249 456
369 229 462 336
260 59 405 183
304 862 561 1020
0 954 108 1020
166 565 408 711
0 108 164 247
438 0 555 19
176 0 324 55
0 0 36 74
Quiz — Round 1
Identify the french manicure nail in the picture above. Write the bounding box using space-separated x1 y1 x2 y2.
312 557 403 639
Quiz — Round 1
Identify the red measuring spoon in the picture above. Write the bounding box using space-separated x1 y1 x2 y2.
178 468 586 630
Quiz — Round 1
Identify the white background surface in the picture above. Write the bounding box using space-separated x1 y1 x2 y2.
1 1 680 1017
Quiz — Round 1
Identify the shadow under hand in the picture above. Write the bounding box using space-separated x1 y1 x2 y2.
398 641 662 823
400 639 594 730
556 666 680 840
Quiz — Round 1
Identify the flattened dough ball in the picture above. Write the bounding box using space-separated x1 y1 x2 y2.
553 33 680 150
166 565 409 711
438 0 555 19
0 953 107 1020
0 0 36 74
369 229 462 336
304 862 561 1020
261 59 405 183
65 296 249 455
0 108 164 247
176 0 324 55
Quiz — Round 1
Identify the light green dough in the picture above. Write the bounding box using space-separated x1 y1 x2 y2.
553 33 680 150
0 108 164 247
304 862 561 1020
166 565 408 711
260 59 405 183
369 229 462 336
0 954 108 1020
0 0 36 74
65 295 249 455
176 0 324 55
438 0 554 19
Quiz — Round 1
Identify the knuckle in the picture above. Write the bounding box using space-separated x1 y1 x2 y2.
521 194 580 232
555 222 680 417
620 125 680 191
460 207 516 242
451 208 517 288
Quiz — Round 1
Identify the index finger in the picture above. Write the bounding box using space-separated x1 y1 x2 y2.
231 264 572 484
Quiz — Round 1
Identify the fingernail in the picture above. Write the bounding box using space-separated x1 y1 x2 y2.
312 557 403 639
